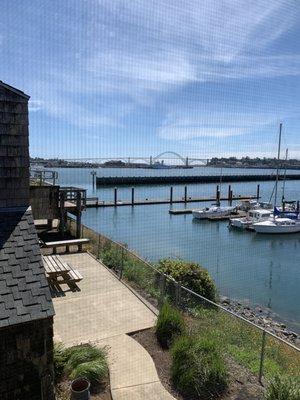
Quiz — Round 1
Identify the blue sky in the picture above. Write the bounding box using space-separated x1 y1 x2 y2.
1 0 300 159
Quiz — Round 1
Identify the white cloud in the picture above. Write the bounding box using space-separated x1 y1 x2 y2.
158 110 282 140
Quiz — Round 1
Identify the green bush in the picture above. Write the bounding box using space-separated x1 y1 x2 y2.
64 344 107 375
70 359 108 384
155 302 186 348
53 343 69 383
101 245 126 270
158 258 217 302
265 375 300 400
171 335 228 399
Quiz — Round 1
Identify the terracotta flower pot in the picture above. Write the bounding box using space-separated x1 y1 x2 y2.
70 377 90 400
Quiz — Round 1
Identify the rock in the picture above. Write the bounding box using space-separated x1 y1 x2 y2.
221 296 231 305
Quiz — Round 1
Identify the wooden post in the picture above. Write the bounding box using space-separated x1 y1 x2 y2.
76 191 82 238
184 186 187 203
131 187 135 205
228 185 231 202
170 187 173 204
114 187 117 205
257 184 260 200
229 190 233 206
216 185 220 205
59 191 66 237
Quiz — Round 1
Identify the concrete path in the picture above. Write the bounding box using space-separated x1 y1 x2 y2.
52 252 175 399
53 253 156 346
98 334 175 400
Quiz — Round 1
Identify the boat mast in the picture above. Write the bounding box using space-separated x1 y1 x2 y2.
282 148 288 206
274 123 282 207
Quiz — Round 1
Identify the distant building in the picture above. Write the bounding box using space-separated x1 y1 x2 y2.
0 81 55 399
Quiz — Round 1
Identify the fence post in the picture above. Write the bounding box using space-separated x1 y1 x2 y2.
259 330 267 384
97 234 101 259
159 274 166 309
175 282 181 308
119 247 124 280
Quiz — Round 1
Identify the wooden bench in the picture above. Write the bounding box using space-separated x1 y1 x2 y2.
67 265 83 282
44 238 90 254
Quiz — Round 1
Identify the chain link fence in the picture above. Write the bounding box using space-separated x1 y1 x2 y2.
67 218 300 383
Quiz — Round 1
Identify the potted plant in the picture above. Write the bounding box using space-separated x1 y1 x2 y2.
70 377 90 400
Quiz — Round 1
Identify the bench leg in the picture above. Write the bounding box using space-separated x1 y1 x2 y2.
53 247 57 255
78 244 82 252
66 245 70 253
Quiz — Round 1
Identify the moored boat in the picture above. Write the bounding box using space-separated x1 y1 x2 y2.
253 218 300 234
230 209 273 229
192 205 236 220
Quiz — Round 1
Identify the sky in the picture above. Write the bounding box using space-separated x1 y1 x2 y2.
1 0 300 159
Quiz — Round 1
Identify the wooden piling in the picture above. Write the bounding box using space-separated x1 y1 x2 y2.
257 184 260 200
131 187 135 205
228 185 231 201
216 185 220 205
170 187 173 204
114 187 118 205
184 186 187 203
229 189 233 206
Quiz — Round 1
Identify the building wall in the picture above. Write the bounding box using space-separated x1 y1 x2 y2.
0 318 55 400
0 86 30 208
30 186 60 220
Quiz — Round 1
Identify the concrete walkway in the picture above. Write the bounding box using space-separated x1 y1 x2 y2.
52 252 175 400
98 334 175 400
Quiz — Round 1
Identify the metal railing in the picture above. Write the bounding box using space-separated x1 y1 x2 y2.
59 187 87 208
67 218 300 384
30 169 58 186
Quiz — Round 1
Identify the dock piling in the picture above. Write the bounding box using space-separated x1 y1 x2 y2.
114 187 118 205
216 185 220 205
170 187 173 204
184 186 187 203
131 187 135 205
257 184 260 200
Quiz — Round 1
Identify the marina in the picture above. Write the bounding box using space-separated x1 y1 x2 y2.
49 166 300 333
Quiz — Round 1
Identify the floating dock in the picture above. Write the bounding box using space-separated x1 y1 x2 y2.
85 195 257 208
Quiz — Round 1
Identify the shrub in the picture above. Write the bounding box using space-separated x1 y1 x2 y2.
155 302 186 348
69 359 108 384
158 258 217 302
171 335 228 399
64 344 107 375
265 375 300 400
53 343 69 383
101 245 127 270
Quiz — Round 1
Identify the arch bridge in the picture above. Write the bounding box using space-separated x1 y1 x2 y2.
31 153 209 166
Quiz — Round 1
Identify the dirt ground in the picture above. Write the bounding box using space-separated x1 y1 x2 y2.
56 378 112 400
131 327 266 400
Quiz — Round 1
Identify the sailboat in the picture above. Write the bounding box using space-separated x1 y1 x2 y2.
253 124 300 234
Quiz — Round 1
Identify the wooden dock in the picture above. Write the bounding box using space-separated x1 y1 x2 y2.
85 195 257 208
169 209 247 219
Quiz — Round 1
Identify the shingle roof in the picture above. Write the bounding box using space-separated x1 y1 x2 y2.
0 207 54 328
0 80 30 99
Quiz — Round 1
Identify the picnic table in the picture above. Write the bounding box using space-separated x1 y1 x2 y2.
43 255 83 284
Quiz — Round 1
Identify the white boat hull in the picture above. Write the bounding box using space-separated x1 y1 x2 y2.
193 207 235 220
254 224 300 234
